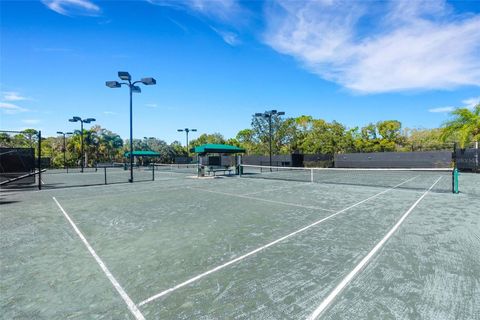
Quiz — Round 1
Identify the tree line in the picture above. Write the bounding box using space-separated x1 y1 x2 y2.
1 104 478 168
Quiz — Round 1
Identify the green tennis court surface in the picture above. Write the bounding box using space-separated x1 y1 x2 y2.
1 171 479 319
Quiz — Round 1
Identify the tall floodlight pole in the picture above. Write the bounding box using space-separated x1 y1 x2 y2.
106 72 156 182
254 110 285 167
56 131 73 169
68 117 96 172
177 128 197 154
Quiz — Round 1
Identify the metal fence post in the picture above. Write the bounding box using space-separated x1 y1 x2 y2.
38 131 42 190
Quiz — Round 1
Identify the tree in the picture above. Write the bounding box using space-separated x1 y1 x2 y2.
189 133 225 147
441 104 480 148
300 120 354 154
353 121 403 152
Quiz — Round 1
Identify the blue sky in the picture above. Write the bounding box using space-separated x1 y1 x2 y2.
1 0 479 143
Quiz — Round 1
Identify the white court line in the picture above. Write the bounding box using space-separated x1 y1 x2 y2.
35 176 179 193
306 176 442 320
242 184 301 196
138 176 418 307
52 197 145 320
191 187 335 212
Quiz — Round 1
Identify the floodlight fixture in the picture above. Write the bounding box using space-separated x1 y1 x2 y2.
56 131 63 134
68 116 96 172
105 71 156 182
254 109 286 167
106 81 121 88
177 128 198 152
141 77 156 85
118 71 131 81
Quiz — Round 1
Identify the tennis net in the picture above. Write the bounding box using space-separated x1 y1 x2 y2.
239 164 457 193
153 163 199 174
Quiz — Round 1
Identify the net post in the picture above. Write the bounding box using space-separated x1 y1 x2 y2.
452 168 459 194
38 130 42 190
152 163 155 181
104 167 107 184
310 168 313 183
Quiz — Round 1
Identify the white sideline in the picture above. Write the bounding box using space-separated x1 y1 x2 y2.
137 176 418 307
52 197 145 320
242 184 300 196
191 187 335 212
306 176 442 320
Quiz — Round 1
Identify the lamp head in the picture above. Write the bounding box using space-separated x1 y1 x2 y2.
141 77 156 85
106 81 121 88
177 129 184 132
84 118 96 123
277 111 285 116
57 131 63 134
191 129 197 132
132 86 141 93
118 71 131 81
254 113 263 117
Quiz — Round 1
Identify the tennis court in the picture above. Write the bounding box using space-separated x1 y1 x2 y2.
1 168 479 319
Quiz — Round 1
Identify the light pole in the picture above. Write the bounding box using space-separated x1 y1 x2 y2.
106 71 156 182
177 128 197 155
68 117 96 172
56 131 73 169
254 110 285 167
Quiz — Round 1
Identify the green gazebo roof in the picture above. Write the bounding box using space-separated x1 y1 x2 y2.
190 144 245 154
124 150 161 157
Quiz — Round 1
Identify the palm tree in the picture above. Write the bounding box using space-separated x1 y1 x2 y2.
441 104 480 148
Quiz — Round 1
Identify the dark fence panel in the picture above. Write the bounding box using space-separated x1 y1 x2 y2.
303 154 334 168
242 155 292 167
334 151 453 168
456 147 479 172
0 147 35 184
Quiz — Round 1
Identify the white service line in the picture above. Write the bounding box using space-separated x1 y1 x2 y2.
306 176 442 320
191 187 335 212
242 184 300 196
138 176 418 307
52 197 145 320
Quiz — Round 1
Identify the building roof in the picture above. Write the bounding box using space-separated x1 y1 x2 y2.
190 144 246 154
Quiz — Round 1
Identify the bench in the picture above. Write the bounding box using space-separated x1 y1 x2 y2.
207 166 233 176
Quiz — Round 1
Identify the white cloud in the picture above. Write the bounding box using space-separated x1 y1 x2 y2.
0 102 28 114
147 0 243 22
145 103 158 108
429 96 480 113
147 0 247 43
42 0 101 16
428 106 455 113
210 26 240 46
2 91 31 101
263 0 480 93
22 119 41 124
462 96 480 109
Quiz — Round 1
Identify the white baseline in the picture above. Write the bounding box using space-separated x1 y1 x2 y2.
306 176 442 320
52 197 145 320
138 176 418 306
